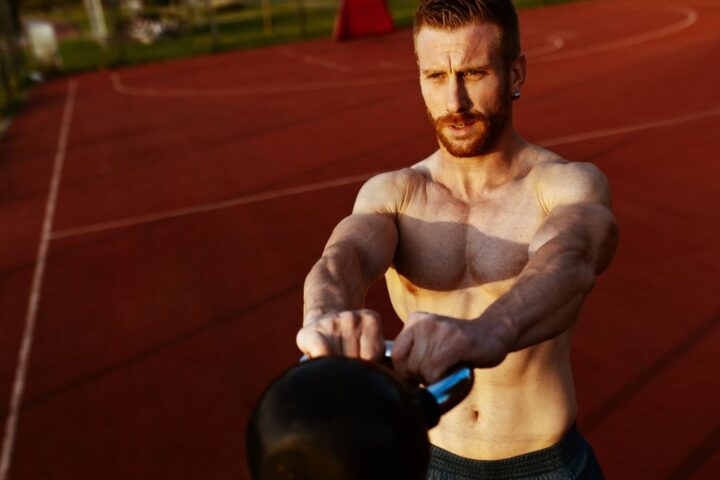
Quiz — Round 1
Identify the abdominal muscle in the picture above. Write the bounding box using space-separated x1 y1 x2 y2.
428 341 577 460
386 271 578 460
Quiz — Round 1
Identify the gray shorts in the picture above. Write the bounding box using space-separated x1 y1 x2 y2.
426 424 604 479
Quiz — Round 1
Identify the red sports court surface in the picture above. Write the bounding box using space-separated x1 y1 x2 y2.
1 0 719 478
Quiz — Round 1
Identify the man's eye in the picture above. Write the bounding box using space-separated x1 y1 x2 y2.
427 73 445 80
464 70 487 79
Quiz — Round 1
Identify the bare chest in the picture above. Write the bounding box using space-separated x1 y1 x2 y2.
393 182 545 291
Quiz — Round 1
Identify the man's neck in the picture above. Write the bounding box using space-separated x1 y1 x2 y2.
432 130 529 200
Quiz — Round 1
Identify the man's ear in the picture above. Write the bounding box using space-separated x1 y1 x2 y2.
510 54 527 94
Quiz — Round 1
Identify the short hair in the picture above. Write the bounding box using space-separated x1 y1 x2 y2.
413 0 521 67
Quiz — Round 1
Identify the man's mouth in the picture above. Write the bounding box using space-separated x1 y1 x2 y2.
449 120 475 130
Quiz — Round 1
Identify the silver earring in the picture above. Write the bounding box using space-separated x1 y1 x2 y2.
511 91 521 100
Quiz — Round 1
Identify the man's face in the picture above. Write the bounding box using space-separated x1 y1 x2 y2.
415 23 514 158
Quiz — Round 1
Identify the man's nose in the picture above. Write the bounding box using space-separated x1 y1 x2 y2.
446 75 471 113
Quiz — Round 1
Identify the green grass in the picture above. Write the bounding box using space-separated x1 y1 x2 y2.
45 0 349 73
0 56 28 124
32 0 456 75
28 0 583 75
0 0 581 116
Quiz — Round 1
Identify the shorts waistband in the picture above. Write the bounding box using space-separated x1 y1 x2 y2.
429 423 583 478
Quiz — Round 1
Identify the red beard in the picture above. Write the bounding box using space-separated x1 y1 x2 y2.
428 95 511 157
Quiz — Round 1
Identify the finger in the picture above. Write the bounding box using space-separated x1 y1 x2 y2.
408 313 452 384
359 313 384 362
359 333 385 362
296 327 332 358
406 310 432 325
405 312 432 360
406 325 430 383
424 364 447 385
391 327 414 381
420 318 464 383
394 311 428 360
336 311 361 357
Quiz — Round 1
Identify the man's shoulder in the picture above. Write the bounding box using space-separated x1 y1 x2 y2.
354 167 427 215
361 166 427 192
530 156 604 182
527 150 611 211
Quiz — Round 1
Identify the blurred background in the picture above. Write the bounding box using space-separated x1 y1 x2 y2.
1 0 718 478
0 0 570 116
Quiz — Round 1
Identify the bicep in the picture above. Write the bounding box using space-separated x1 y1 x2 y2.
323 173 404 282
529 203 618 273
325 213 398 282
530 162 618 273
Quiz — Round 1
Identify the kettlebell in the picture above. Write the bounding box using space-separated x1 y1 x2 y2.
246 341 473 480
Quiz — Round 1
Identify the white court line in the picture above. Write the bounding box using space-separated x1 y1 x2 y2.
110 2 699 98
0 80 78 480
535 3 698 63
110 71 413 97
50 172 374 239
276 47 352 73
50 105 720 240
536 106 720 148
524 35 565 57
279 30 568 72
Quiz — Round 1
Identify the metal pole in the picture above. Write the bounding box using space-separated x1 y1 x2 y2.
260 0 272 37
295 0 307 38
0 0 17 101
203 0 219 50
0 45 14 105
84 0 109 45
0 0 18 64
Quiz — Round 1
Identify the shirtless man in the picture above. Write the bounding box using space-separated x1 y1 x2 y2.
296 0 617 477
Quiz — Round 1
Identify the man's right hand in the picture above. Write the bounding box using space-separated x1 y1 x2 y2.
296 309 385 362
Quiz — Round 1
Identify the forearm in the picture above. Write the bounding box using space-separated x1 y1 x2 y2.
303 243 368 325
481 240 596 352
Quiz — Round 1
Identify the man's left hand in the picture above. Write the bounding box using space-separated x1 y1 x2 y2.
391 311 514 384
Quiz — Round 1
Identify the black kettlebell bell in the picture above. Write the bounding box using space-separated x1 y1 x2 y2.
246 341 473 480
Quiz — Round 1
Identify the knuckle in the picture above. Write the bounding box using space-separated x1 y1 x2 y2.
409 311 432 328
437 320 453 335
330 313 360 339
337 311 355 325
351 312 363 328
361 309 381 320
295 331 309 350
317 317 338 334
362 315 380 332
299 326 319 343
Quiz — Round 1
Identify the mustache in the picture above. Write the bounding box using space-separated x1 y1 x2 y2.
435 111 489 127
